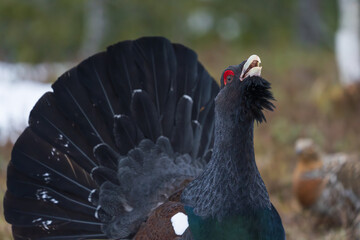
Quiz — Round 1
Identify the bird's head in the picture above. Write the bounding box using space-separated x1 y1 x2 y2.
295 138 320 163
216 55 275 124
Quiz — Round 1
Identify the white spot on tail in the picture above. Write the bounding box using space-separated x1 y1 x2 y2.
171 212 189 236
95 205 101 219
32 217 42 223
182 95 193 103
42 220 52 230
132 89 143 97
88 189 96 202
90 167 99 178
114 114 126 119
41 173 51 183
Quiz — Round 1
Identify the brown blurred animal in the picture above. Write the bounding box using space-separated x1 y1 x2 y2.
293 138 360 233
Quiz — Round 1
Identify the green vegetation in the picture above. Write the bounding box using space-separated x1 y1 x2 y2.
1 0 338 62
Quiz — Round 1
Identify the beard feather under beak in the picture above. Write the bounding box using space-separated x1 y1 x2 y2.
240 54 262 81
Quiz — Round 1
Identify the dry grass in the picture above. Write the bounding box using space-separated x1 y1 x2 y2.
0 45 359 239
0 142 13 240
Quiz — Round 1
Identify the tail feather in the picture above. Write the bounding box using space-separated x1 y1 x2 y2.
12 226 106 240
161 87 177 137
93 143 120 169
52 68 115 148
171 95 194 153
132 37 176 115
191 63 214 120
5 37 219 239
191 120 202 158
197 100 216 158
10 128 96 199
107 41 141 114
4 192 101 232
113 114 144 155
76 52 120 127
90 166 119 186
29 93 98 171
7 165 96 215
172 44 198 98
130 90 161 141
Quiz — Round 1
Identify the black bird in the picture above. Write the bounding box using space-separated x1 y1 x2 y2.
4 37 285 239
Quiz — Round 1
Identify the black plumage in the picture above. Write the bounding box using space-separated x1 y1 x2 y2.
181 60 284 239
4 37 284 240
4 37 218 239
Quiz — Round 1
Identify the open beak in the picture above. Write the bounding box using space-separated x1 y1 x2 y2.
240 55 262 81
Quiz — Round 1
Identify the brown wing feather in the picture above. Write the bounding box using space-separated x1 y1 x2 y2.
135 201 186 240
337 155 360 198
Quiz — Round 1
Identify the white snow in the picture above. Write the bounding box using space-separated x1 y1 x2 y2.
335 0 360 85
0 79 51 144
0 61 71 145
171 212 189 236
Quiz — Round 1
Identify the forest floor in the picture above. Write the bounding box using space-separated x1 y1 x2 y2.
0 45 359 239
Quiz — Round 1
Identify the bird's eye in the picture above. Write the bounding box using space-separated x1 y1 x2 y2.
223 70 234 86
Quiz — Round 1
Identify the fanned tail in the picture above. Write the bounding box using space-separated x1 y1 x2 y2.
4 37 219 239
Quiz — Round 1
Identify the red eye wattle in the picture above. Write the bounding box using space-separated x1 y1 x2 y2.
223 70 235 86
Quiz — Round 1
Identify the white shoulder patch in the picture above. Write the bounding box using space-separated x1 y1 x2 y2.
171 212 189 236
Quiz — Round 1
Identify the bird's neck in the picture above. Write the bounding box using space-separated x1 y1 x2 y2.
213 111 256 167
212 110 271 208
182 110 271 218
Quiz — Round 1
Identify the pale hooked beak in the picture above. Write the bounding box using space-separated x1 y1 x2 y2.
240 54 262 81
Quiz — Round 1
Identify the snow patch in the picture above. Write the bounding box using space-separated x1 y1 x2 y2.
0 61 71 145
0 79 51 144
171 212 189 236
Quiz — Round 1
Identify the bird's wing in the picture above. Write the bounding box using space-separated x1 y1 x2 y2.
336 155 360 206
4 37 219 240
309 153 360 225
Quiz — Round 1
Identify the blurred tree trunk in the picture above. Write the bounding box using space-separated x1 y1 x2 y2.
335 0 360 86
296 0 331 47
79 0 107 58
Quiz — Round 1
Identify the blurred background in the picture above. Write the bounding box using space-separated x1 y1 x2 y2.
1 0 360 239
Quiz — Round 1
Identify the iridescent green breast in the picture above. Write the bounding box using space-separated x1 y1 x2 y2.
185 205 285 240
